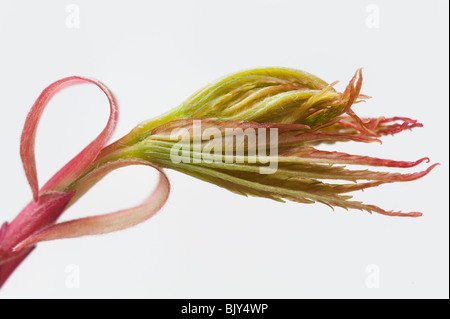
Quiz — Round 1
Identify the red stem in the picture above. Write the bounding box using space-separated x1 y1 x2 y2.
0 192 75 288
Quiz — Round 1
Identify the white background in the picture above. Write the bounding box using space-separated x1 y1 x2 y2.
0 0 448 298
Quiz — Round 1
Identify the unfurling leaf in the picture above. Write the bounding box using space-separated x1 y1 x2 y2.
0 66 438 288
126 118 436 217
